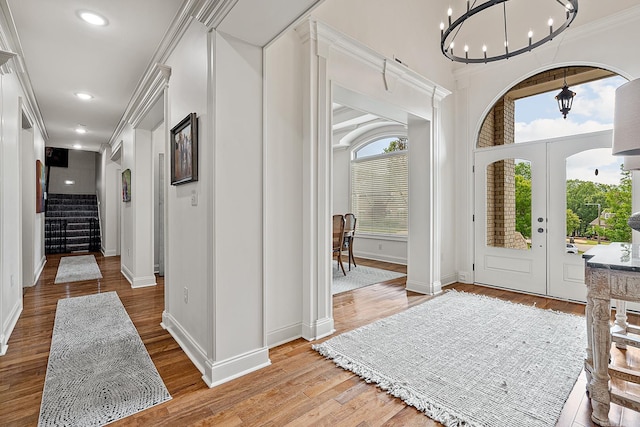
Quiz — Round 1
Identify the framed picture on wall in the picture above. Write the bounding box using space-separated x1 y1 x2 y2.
122 169 131 202
170 113 198 185
36 159 45 213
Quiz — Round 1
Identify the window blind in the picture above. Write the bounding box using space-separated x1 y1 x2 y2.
351 152 408 235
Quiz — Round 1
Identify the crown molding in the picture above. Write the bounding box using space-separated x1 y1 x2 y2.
129 64 172 129
193 0 238 29
299 19 451 102
0 0 48 140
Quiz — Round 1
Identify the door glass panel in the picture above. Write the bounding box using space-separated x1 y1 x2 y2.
486 158 531 250
566 148 630 255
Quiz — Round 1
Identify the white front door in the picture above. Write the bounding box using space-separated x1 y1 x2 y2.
474 130 614 300
547 131 614 301
474 141 547 295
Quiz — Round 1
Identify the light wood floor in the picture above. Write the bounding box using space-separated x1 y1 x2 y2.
1 254 640 426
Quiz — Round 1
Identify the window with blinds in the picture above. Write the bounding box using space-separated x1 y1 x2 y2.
351 150 408 236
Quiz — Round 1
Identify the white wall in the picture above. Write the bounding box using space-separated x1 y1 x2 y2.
453 6 640 283
162 20 210 371
96 146 120 257
48 150 97 194
265 28 304 347
160 21 268 387
1 72 40 354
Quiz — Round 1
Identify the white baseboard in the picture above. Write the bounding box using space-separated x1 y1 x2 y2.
33 256 47 286
132 275 157 288
162 311 271 388
121 264 133 285
267 322 302 348
353 250 406 265
406 279 442 295
101 247 117 257
203 347 271 388
1 299 23 356
457 270 473 284
302 316 335 341
162 311 209 376
441 272 458 286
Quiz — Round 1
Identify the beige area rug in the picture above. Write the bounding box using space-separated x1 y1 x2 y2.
54 255 103 284
38 292 171 426
314 290 586 427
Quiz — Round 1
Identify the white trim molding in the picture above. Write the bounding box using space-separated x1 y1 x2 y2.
162 310 271 388
0 298 22 356
295 17 451 340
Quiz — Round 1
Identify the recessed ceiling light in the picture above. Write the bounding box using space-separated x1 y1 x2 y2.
77 11 108 26
64 180 75 185
75 92 93 100
75 126 87 134
73 144 82 149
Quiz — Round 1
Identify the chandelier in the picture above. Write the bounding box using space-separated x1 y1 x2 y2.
440 0 578 64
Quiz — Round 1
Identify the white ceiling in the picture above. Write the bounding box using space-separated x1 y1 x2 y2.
6 0 321 153
6 0 639 154
8 0 184 152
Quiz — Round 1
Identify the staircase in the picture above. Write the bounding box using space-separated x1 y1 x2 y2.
45 194 101 253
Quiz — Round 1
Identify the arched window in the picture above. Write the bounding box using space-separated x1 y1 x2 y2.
351 137 408 236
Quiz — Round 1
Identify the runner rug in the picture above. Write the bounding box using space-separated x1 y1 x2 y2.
332 261 405 295
54 255 103 284
313 290 586 427
38 292 171 426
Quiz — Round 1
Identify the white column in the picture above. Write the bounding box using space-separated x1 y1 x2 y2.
406 115 440 295
297 20 334 341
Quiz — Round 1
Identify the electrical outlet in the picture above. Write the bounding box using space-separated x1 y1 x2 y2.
378 243 383 250
10 274 14 287
191 191 198 206
127 248 131 256
183 287 188 303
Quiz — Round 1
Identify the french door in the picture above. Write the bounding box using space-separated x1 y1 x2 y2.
474 131 613 301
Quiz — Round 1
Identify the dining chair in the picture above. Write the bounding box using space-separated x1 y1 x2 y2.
342 213 357 270
332 214 346 276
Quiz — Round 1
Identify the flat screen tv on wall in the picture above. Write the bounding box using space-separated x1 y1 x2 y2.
45 147 69 168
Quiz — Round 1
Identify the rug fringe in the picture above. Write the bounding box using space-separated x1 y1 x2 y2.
312 345 481 427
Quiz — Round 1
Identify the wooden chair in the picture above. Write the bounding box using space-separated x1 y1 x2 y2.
342 213 357 270
332 214 346 276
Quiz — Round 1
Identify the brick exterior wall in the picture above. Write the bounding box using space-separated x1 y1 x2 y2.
479 96 525 250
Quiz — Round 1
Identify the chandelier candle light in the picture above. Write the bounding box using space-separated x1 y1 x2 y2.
440 0 578 64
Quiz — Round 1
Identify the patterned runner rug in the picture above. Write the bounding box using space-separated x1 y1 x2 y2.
54 255 103 284
38 292 171 426
332 261 405 295
314 291 586 427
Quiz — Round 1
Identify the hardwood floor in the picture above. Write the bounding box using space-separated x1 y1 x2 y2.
1 254 639 426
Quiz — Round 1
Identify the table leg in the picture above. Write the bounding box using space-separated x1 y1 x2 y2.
612 299 628 350
590 298 611 426
585 295 594 386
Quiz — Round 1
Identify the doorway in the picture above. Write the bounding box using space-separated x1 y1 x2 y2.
474 130 616 301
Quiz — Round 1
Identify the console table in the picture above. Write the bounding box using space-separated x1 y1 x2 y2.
583 242 640 426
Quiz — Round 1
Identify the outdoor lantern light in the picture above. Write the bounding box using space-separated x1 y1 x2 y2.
555 79 576 119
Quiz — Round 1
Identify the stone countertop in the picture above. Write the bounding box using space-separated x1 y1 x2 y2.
583 242 640 272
